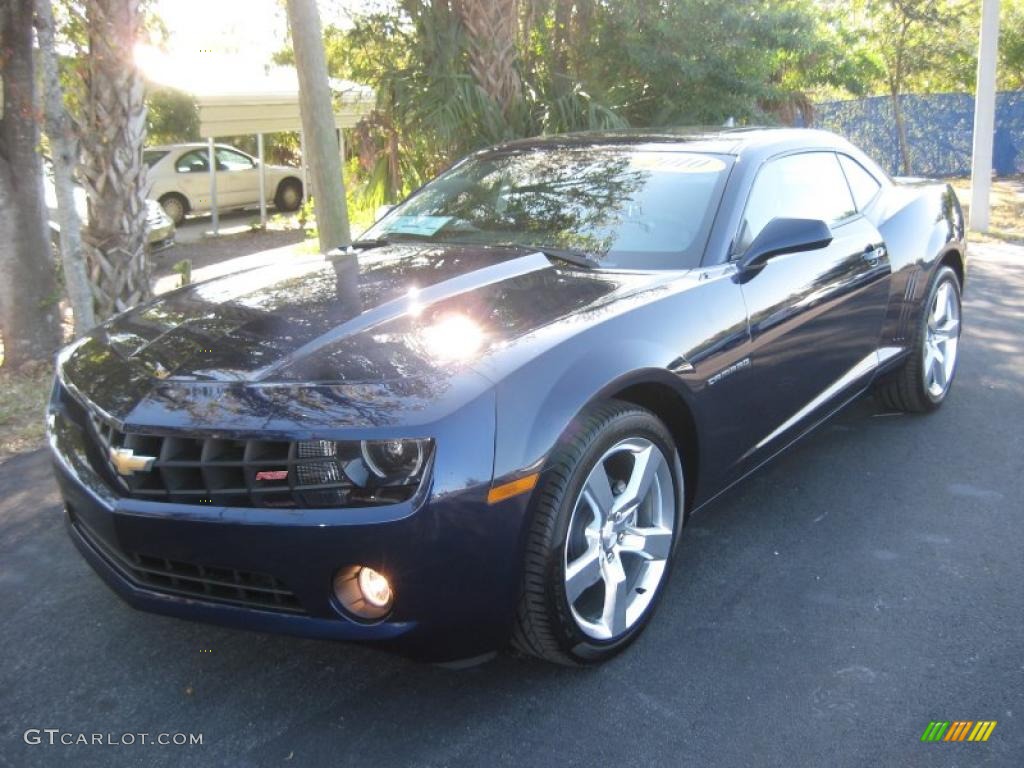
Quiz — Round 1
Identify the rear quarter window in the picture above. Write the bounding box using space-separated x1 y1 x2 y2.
838 154 882 211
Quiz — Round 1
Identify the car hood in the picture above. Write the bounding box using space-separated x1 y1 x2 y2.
59 243 667 426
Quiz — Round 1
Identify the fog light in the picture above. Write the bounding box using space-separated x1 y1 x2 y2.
333 565 394 620
358 566 392 607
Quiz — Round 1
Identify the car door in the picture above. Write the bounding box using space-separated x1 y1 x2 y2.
730 150 892 473
174 149 212 212
214 147 259 207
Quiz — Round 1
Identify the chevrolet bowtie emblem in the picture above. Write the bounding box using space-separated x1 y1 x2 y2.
109 447 157 476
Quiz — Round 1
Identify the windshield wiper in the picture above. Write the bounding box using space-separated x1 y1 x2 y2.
351 232 444 249
496 242 601 269
350 236 391 249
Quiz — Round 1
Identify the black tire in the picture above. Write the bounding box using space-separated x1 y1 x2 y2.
274 178 303 212
159 193 188 226
877 265 962 413
511 399 685 666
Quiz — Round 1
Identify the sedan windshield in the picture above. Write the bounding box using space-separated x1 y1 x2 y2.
361 147 732 270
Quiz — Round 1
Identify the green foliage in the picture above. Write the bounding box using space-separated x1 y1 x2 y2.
145 88 199 144
1002 0 1024 89
828 0 977 96
299 1 855 205
171 258 191 287
273 0 1019 208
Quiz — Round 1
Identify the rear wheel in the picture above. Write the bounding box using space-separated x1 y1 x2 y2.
877 265 962 412
275 179 303 212
512 400 683 665
159 193 188 226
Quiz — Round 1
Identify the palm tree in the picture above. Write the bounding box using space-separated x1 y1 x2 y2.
78 0 151 318
456 0 523 116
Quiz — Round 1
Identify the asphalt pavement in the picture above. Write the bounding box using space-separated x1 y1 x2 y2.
1 242 1022 768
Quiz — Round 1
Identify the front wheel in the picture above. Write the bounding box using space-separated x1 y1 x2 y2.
877 265 962 412
512 400 684 665
159 193 188 226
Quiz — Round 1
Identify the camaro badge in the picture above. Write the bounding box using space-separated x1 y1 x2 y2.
109 447 157 476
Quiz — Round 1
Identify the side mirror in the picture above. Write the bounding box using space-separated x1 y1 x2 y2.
739 218 833 274
374 204 395 222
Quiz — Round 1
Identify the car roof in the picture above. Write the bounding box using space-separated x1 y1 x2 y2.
487 127 853 161
145 143 246 152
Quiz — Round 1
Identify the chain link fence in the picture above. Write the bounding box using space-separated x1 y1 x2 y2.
803 92 1023 178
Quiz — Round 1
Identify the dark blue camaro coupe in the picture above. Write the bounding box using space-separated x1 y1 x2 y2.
49 129 966 665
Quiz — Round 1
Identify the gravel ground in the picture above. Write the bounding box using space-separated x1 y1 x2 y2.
152 211 307 290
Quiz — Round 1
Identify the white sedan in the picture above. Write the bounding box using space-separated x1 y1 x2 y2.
145 143 304 225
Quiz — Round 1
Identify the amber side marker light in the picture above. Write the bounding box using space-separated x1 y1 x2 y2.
487 472 540 505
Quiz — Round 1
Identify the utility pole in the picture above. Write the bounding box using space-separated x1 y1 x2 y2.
286 0 351 252
970 0 1000 232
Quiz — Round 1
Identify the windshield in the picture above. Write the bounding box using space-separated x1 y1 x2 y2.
362 147 731 269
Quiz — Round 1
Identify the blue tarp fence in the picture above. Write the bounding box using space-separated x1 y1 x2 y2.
802 92 1023 178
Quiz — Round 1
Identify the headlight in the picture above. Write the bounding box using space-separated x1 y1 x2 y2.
292 438 432 506
360 439 427 482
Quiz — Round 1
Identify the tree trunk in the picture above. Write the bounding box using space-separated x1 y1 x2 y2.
0 0 62 368
457 0 523 115
890 87 912 176
79 0 151 319
35 0 96 333
890 19 913 176
287 0 352 252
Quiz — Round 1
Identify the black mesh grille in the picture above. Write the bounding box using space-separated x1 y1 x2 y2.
86 411 352 508
71 513 304 613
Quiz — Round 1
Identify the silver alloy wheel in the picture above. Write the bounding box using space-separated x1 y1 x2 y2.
563 437 676 640
923 279 960 399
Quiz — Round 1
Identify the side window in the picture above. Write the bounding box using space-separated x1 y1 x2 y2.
215 148 255 171
175 151 209 174
736 152 857 254
838 154 882 211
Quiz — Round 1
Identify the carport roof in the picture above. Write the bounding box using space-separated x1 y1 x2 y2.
147 63 375 138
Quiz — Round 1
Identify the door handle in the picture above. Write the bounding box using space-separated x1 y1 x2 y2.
863 244 886 265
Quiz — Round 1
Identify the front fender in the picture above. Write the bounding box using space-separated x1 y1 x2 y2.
493 338 700 482
478 266 747 495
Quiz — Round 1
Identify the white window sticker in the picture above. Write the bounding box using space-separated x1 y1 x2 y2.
386 215 452 236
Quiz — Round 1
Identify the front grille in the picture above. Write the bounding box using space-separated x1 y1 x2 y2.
87 412 354 508
72 513 304 613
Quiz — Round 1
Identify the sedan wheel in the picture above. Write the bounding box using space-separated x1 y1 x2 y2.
159 194 187 226
512 400 683 665
275 179 303 212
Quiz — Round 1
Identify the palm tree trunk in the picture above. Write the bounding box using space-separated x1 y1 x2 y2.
0 0 62 367
79 0 151 319
35 0 96 333
457 0 523 115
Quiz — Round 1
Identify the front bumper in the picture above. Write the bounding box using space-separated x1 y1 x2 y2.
146 223 175 253
48 385 531 662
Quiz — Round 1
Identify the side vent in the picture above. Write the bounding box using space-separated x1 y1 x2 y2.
896 270 921 342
